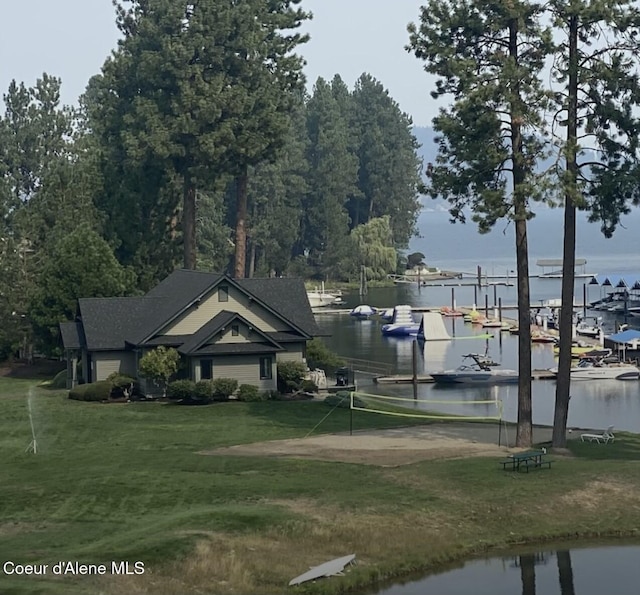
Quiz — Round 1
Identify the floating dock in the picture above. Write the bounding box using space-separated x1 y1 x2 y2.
374 369 558 384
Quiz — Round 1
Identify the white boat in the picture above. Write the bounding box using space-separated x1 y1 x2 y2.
307 283 342 308
576 317 602 338
549 357 640 380
430 354 519 385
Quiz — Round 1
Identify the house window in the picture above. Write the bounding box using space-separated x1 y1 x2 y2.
259 356 272 380
200 359 213 380
219 286 229 302
231 324 239 336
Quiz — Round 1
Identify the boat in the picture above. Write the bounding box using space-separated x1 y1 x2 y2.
576 317 603 338
549 357 640 380
531 332 557 344
482 319 509 329
440 306 464 317
307 282 342 308
350 305 376 319
381 305 420 336
430 353 519 385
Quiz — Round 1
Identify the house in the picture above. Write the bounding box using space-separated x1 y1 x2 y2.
59 269 322 393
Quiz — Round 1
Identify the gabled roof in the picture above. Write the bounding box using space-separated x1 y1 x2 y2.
62 270 320 352
79 297 155 350
178 310 283 355
237 277 322 337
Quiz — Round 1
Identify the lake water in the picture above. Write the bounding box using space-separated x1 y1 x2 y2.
369 544 640 595
316 209 640 433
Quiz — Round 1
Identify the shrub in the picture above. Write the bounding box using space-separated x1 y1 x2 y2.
237 384 263 402
306 338 344 374
262 389 280 401
193 380 214 401
106 372 136 388
211 378 238 401
51 370 67 389
300 379 318 393
324 391 366 409
69 381 113 402
167 379 196 401
138 346 180 397
277 361 307 393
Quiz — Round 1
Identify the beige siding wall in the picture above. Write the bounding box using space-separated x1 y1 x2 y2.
216 321 251 344
276 343 305 364
164 285 288 335
92 351 136 381
193 355 276 391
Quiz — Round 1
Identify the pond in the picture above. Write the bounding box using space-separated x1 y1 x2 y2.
369 544 640 595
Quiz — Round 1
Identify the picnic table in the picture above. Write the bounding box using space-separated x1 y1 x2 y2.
500 450 553 473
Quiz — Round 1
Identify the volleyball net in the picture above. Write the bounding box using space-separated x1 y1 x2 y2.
349 391 503 422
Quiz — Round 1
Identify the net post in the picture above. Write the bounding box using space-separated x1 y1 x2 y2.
350 392 353 436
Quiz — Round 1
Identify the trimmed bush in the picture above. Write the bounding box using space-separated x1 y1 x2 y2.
262 389 280 401
51 370 67 389
106 372 136 388
237 384 263 402
193 380 214 401
69 381 113 402
211 378 238 401
277 361 307 393
300 379 318 393
167 380 196 401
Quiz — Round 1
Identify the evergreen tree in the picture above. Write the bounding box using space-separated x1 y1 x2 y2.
408 0 553 446
352 73 422 247
302 77 358 279
549 0 640 447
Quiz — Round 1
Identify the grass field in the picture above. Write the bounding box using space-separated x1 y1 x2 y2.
1 377 640 595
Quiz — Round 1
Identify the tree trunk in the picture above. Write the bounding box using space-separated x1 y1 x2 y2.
248 237 257 278
234 166 248 278
510 18 533 447
553 14 579 448
183 174 197 269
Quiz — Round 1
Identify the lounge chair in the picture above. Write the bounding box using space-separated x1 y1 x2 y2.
580 425 615 444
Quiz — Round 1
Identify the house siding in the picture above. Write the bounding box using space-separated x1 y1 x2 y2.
216 321 251 344
193 355 276 390
164 285 288 335
276 343 305 363
93 351 136 381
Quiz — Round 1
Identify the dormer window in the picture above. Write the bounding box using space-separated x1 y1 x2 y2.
219 286 229 302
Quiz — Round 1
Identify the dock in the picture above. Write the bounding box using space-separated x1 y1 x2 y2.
374 369 557 384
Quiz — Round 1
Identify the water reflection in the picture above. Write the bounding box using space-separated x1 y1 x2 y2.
370 545 640 595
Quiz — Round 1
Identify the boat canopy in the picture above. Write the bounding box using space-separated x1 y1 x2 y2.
607 329 640 345
589 273 640 290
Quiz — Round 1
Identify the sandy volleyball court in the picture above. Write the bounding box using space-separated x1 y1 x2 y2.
200 424 523 466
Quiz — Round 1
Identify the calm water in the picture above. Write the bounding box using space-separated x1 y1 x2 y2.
318 211 640 432
370 545 640 595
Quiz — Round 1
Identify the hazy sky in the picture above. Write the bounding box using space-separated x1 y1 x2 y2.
0 0 439 127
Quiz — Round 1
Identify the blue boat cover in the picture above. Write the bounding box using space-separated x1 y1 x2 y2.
608 329 640 344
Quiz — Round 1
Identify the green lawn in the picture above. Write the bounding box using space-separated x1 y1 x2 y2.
1 377 639 595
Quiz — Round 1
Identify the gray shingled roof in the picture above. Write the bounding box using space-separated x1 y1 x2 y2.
70 270 320 352
60 321 85 350
237 277 322 336
79 297 157 350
